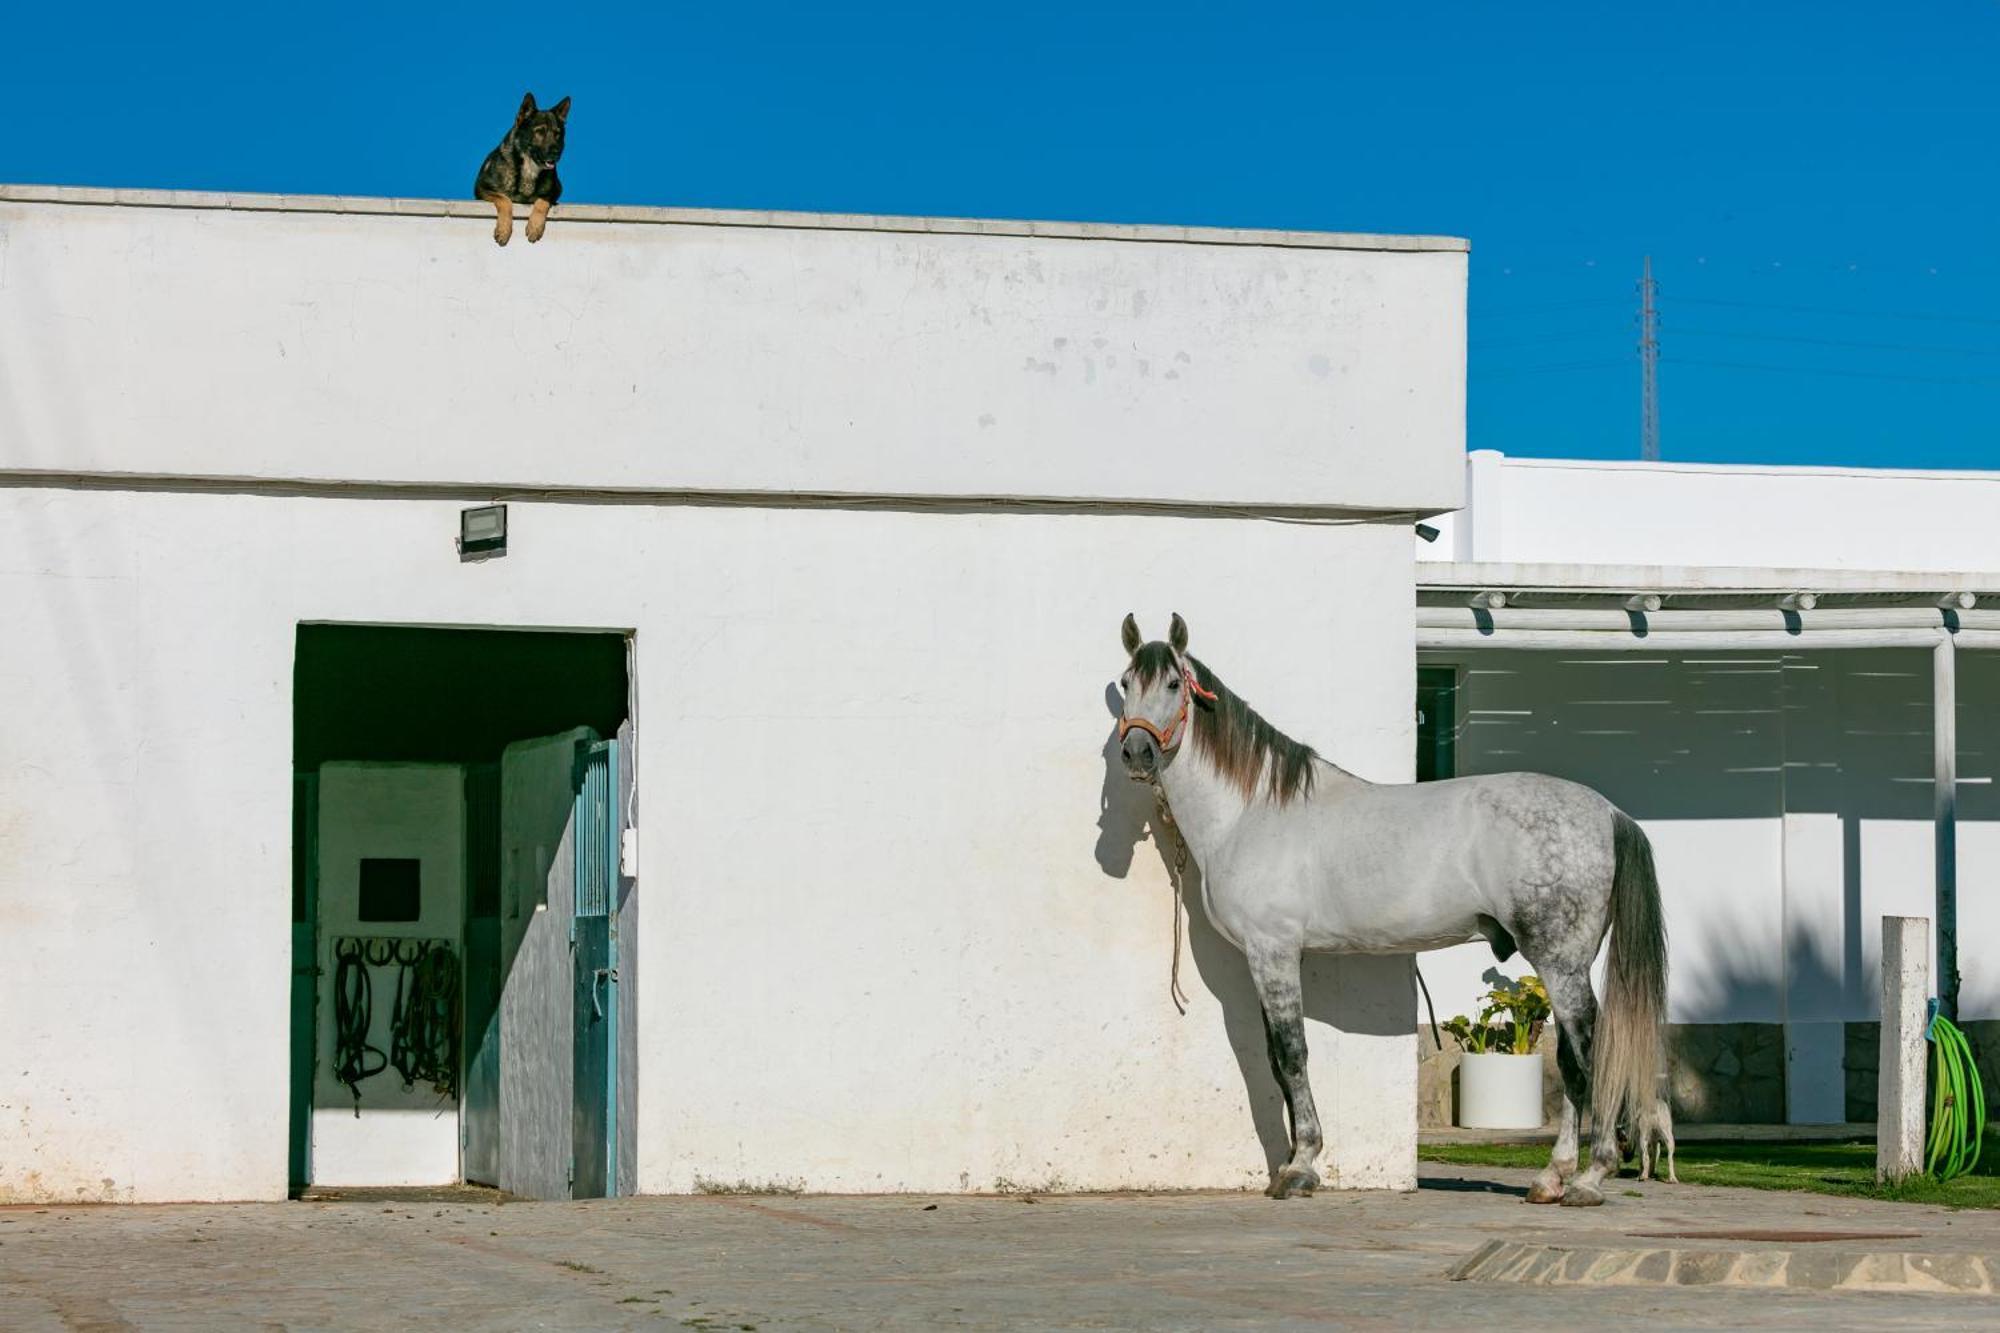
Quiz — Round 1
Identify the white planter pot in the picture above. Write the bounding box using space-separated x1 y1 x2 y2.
1458 1052 1544 1129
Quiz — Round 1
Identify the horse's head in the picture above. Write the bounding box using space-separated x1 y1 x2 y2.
1116 612 1213 781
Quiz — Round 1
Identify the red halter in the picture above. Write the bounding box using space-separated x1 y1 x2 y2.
1119 665 1218 752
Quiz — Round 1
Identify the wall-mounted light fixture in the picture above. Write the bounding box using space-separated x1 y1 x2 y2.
459 504 508 561
1415 522 1441 544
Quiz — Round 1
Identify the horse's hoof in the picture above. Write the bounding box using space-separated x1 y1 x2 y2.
1525 1178 1564 1205
1265 1167 1319 1199
1559 1182 1605 1207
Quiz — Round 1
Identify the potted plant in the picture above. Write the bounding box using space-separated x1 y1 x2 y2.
1446 975 1550 1130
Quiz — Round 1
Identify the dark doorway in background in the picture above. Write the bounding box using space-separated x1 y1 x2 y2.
1416 666 1458 782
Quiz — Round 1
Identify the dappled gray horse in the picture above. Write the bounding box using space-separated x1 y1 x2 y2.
1116 614 1666 1206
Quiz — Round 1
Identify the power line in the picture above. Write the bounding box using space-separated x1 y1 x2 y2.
1471 359 1631 379
1673 329 2000 357
1664 356 2000 387
1471 298 1627 320
1468 331 1610 350
1676 297 2000 328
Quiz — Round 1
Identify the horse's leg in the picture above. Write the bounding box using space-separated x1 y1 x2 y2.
1249 945 1321 1199
1542 969 1620 1206
1528 968 1597 1204
1530 1095 1580 1203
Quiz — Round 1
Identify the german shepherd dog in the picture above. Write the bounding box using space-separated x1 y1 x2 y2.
474 92 570 246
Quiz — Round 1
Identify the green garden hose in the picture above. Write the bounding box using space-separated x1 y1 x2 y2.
1925 1002 1986 1181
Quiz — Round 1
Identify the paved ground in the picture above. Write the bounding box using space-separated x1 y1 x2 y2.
4 1164 1998 1331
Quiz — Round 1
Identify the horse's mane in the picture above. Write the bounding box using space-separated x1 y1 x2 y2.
1134 644 1318 806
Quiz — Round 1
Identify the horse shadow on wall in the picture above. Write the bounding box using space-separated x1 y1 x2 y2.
1094 684 1409 1177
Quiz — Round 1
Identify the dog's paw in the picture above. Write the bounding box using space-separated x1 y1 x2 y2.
493 224 512 247
526 219 546 243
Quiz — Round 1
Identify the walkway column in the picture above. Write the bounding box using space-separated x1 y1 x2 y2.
1935 636 1959 1021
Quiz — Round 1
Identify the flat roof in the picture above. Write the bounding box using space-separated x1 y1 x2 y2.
0 183 1469 254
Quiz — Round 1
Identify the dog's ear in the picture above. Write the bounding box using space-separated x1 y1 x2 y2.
550 96 571 122
517 92 538 123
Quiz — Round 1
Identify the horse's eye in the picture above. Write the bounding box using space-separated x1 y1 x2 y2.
1167 677 1181 691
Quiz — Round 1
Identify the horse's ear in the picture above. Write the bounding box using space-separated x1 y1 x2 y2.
1169 613 1189 655
1121 614 1143 655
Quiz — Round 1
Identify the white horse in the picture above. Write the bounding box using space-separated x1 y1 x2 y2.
1116 614 1667 1206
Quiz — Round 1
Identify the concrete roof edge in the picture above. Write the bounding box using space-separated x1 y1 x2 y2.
1467 451 2000 484
0 467 1443 521
0 183 1471 254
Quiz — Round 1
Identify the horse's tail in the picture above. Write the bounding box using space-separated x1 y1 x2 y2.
1594 810 1668 1133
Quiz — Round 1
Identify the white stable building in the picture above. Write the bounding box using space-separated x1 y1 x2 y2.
1417 452 2000 1125
0 185 1466 1203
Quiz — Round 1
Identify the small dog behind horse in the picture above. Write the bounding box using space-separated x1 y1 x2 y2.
1625 1094 1678 1183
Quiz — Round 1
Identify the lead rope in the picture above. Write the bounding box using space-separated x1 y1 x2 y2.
1151 784 1192 1015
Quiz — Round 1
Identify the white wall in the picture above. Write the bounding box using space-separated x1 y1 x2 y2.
0 190 1465 514
1421 450 2000 571
310 764 464 1186
0 489 1419 1200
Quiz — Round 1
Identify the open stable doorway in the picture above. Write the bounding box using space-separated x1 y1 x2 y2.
290 625 635 1199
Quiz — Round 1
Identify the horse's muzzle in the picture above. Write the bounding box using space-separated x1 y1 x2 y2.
1121 731 1159 778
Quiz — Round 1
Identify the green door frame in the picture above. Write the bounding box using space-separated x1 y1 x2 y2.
287 771 320 1193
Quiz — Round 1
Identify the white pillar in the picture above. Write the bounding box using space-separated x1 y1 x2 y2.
1934 637 1959 1021
1877 915 1929 1185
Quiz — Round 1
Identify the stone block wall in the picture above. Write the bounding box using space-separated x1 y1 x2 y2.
1664 1024 1785 1124
1846 1019 2000 1124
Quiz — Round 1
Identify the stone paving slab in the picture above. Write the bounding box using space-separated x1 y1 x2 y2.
1452 1238 2000 1292
3 1165 1999 1330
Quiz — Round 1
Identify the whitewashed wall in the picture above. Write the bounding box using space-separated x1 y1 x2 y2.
0 490 1420 1200
310 764 464 1186
0 190 1458 1202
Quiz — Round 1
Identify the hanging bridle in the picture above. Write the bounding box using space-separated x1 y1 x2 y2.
1118 657 1217 1016
1118 663 1218 754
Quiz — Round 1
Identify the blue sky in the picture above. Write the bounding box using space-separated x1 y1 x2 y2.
12 2 1999 469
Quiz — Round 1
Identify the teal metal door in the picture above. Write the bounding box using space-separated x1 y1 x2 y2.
571 739 619 1197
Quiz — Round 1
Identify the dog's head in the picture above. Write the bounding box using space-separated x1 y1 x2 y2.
511 93 570 168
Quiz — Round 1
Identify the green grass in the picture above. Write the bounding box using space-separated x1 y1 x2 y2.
1419 1133 2000 1209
